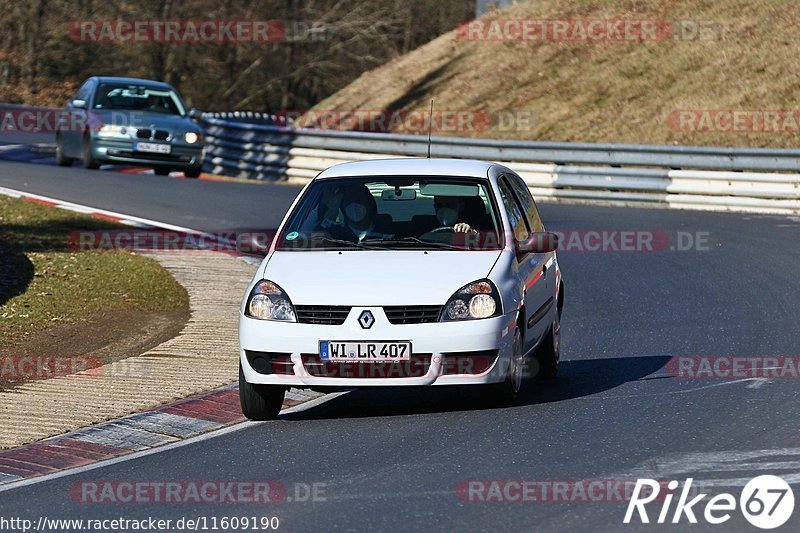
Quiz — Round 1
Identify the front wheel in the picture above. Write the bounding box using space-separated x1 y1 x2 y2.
82 135 100 169
239 364 286 420
483 326 524 404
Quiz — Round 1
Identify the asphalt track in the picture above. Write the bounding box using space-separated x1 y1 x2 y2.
1 151 799 531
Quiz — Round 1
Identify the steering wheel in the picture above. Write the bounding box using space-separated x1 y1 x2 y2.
429 226 456 234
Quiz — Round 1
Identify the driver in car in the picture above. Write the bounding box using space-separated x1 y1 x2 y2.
330 185 391 243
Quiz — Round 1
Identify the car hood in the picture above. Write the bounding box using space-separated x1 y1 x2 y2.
90 109 195 131
262 250 502 306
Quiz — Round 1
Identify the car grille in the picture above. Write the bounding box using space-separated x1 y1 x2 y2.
383 305 442 324
135 128 170 140
300 354 433 378
295 305 351 325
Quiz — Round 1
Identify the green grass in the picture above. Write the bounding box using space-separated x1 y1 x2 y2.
0 196 189 346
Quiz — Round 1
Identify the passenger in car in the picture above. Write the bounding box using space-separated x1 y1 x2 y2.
412 195 492 235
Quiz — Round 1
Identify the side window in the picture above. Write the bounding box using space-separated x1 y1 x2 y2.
506 173 544 233
497 178 530 242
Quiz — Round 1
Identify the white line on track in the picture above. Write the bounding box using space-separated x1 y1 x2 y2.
0 185 202 234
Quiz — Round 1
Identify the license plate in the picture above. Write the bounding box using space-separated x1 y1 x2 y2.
320 341 412 362
135 142 171 154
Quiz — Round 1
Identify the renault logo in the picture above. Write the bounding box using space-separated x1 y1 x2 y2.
358 310 375 329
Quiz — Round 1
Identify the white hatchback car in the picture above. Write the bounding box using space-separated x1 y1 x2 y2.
238 158 563 419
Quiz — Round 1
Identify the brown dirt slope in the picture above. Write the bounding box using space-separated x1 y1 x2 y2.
310 0 800 147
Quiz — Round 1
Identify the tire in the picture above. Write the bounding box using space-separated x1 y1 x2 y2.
183 166 202 178
82 135 100 169
239 363 286 420
483 326 524 404
530 311 560 380
55 134 74 167
154 166 171 176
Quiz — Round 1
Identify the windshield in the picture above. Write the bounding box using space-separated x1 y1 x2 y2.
92 83 186 116
277 176 504 251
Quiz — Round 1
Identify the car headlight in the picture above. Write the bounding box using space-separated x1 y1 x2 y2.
184 131 200 144
96 124 127 137
245 280 297 322
440 279 502 321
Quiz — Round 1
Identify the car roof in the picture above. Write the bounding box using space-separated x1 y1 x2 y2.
90 76 174 89
315 158 503 180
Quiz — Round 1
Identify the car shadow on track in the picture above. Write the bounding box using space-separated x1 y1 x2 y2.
281 355 672 421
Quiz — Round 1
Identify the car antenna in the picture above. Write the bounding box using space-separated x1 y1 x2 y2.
426 99 434 159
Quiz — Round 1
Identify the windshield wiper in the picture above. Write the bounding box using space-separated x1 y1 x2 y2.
362 237 462 250
304 236 382 250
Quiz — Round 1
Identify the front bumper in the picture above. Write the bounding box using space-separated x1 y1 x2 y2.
89 138 204 169
239 307 518 387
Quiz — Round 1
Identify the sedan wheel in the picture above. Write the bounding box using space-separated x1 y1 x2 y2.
82 135 101 169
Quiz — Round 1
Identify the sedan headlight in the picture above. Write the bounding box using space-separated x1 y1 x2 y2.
96 124 127 137
245 280 297 322
440 279 502 321
184 131 200 144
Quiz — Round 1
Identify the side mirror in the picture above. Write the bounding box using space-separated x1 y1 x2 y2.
71 99 87 109
516 232 559 255
188 108 202 120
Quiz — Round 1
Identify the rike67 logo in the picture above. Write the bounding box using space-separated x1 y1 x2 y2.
624 476 795 529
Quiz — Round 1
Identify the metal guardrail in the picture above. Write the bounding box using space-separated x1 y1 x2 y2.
2 102 797 214
199 115 800 214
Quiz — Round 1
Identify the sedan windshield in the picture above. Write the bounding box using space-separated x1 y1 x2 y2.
92 83 186 116
277 177 504 251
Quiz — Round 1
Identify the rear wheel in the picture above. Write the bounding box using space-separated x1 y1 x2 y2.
239 363 286 420
55 134 73 167
82 135 100 169
183 166 202 178
483 326 524 404
530 312 560 380
154 166 171 176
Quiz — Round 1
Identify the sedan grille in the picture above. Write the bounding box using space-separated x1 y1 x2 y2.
135 128 170 140
295 305 351 325
383 305 441 325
